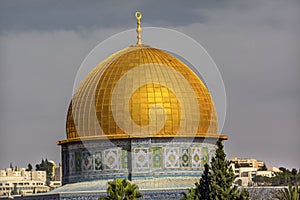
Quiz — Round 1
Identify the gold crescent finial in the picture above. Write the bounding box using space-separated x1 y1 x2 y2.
135 11 142 45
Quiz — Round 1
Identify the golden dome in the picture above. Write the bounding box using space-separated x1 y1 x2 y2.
63 44 225 143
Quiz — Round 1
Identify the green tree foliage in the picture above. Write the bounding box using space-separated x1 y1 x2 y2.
26 163 33 171
273 185 300 200
252 175 271 186
181 188 197 200
209 139 249 200
35 159 54 186
100 178 142 200
253 167 300 186
195 163 212 199
182 139 249 200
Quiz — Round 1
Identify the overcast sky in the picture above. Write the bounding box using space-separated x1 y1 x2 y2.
0 0 299 170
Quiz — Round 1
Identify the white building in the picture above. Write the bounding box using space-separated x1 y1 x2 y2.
0 168 49 196
230 157 265 169
230 158 282 186
54 165 62 182
49 163 62 189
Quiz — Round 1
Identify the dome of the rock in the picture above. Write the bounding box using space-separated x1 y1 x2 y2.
57 12 227 195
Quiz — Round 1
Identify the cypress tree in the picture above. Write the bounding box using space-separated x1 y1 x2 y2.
209 139 249 200
210 139 236 199
182 139 250 200
195 163 212 199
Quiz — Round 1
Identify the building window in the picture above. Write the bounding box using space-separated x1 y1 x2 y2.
241 172 248 177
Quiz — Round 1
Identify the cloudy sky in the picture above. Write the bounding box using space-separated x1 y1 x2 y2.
0 0 299 169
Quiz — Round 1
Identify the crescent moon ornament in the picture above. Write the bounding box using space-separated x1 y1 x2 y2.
135 11 142 20
135 11 142 45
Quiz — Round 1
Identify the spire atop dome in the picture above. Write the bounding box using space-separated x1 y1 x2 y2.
135 11 142 45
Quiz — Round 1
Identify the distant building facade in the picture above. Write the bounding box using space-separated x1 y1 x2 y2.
230 158 281 186
230 157 265 169
54 165 62 182
49 164 62 189
0 168 48 196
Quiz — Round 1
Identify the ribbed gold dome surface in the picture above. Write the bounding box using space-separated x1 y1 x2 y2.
65 45 221 143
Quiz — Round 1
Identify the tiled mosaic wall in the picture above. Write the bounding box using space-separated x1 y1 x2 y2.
62 138 216 184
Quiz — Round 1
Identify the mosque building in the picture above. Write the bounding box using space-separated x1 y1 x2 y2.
9 12 227 199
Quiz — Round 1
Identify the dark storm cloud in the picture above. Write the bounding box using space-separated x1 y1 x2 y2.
0 0 230 31
0 0 299 169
